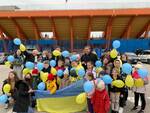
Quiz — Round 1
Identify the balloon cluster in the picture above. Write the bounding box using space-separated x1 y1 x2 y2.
5 38 26 67
13 38 26 52
110 40 121 58
0 84 11 104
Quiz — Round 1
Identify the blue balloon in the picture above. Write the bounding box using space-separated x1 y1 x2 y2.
122 63 132 74
138 69 148 79
38 82 45 91
113 40 121 49
57 69 63 77
37 62 44 71
78 69 85 77
13 38 21 45
102 75 113 84
95 60 102 67
83 81 94 93
50 60 56 67
62 51 70 58
25 62 34 69
0 95 8 104
70 55 77 61
7 55 14 62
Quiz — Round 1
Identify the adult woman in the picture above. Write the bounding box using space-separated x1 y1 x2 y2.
2 71 19 109
13 80 34 113
13 49 24 79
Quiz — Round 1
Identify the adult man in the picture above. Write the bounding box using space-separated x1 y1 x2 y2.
81 46 98 69
23 49 40 64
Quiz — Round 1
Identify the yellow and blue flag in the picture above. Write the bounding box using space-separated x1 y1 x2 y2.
35 80 86 113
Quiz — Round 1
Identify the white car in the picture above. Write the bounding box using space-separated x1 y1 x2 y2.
125 52 139 64
138 50 150 64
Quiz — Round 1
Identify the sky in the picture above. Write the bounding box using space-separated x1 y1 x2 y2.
0 0 150 10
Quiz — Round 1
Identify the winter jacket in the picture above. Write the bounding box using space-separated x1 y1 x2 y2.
46 80 57 94
23 51 40 63
91 89 110 113
133 77 149 94
81 52 98 64
42 66 51 73
13 80 31 112
108 76 122 93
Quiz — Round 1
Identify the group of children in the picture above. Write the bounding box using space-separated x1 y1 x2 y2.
1 46 149 113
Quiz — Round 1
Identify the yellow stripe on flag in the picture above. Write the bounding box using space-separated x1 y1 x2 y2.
37 96 87 113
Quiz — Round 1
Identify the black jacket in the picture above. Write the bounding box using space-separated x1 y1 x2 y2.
81 52 98 64
108 76 122 93
42 66 51 73
23 51 39 63
13 80 30 112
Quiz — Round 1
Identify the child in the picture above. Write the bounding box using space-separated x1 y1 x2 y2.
70 69 78 83
13 49 24 79
42 60 51 73
86 72 96 113
32 69 41 90
113 59 122 74
109 68 122 113
59 68 70 89
46 73 57 94
86 61 96 79
2 71 19 109
92 80 110 113
131 63 149 113
55 58 65 71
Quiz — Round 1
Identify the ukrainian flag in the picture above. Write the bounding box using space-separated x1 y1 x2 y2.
35 80 86 113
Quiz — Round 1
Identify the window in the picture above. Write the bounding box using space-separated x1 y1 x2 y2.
40 32 54 39
90 31 104 39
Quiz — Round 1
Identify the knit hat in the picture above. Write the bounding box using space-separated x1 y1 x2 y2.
48 73 54 81
96 80 105 91
32 69 39 75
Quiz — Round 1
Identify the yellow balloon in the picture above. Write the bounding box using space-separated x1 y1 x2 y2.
112 80 125 88
110 49 118 58
76 65 84 73
76 93 86 104
125 75 134 87
52 50 61 57
135 78 144 87
3 84 11 93
96 67 103 74
40 72 48 82
23 68 31 75
20 44 26 52
51 67 57 75
5 61 11 67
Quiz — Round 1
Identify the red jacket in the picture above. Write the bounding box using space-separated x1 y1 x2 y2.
91 89 110 113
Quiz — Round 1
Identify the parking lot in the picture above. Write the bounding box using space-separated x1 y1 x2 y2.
0 64 150 113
